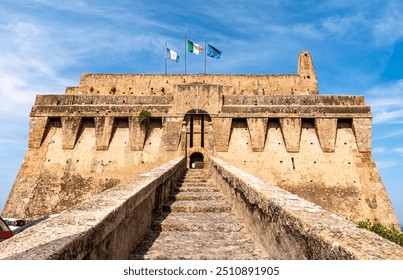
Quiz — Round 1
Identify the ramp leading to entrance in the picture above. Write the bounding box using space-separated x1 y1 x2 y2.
131 169 269 260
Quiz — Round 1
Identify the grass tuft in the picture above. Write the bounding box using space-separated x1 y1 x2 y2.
358 220 403 246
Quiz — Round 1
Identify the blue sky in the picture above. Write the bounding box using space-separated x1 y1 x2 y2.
0 0 402 227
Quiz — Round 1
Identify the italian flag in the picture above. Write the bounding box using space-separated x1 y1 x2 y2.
187 40 203 55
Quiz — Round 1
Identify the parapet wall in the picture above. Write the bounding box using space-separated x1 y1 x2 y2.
69 52 317 96
0 157 186 260
209 157 403 259
1 156 401 260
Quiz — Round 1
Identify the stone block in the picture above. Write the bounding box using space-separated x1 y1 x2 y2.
62 117 82 149
163 118 182 151
247 118 268 152
94 117 114 150
28 117 49 149
315 118 337 152
352 118 372 152
280 118 301 153
211 118 232 152
129 117 146 151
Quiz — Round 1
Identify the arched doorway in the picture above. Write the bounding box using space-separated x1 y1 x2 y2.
189 152 204 169
184 109 211 149
184 109 211 169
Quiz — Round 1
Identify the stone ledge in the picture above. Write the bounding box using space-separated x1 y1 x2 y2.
0 157 186 260
209 157 403 260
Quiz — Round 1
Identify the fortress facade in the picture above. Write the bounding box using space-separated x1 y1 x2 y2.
2 51 399 226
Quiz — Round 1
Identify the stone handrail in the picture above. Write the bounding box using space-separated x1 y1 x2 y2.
0 157 186 260
209 157 403 260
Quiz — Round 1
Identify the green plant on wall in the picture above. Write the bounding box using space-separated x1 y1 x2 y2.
138 110 151 126
358 220 403 246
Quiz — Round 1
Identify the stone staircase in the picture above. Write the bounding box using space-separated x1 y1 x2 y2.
130 169 269 260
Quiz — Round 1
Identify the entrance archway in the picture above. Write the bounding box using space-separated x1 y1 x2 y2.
189 152 204 169
184 109 211 149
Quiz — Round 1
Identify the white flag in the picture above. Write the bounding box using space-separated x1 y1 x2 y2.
166 48 179 63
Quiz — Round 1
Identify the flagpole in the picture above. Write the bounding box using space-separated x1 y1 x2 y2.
185 37 187 74
204 40 207 74
165 44 167 75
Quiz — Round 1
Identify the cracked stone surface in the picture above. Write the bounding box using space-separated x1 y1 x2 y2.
130 169 270 260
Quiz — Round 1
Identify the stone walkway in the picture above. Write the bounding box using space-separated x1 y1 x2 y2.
130 169 269 260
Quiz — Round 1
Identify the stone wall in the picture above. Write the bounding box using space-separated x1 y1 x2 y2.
70 51 317 96
215 117 398 226
209 157 403 260
3 100 183 220
0 157 186 260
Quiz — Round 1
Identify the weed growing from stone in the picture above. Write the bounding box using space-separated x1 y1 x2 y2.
358 220 403 246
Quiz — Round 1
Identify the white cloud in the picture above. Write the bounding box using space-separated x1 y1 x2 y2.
394 148 403 157
372 5 403 46
321 14 365 38
374 129 403 140
373 147 386 154
376 160 401 169
366 80 403 124
372 109 403 125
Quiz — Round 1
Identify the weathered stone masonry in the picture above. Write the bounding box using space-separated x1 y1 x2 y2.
2 51 399 228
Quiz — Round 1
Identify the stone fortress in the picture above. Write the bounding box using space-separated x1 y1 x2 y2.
3 50 398 226
1 51 401 260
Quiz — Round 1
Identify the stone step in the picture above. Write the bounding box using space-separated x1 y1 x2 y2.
182 178 209 183
179 181 211 185
185 170 208 174
130 169 268 260
183 175 210 179
170 192 224 201
175 185 219 192
163 200 231 213
130 231 269 260
151 212 244 232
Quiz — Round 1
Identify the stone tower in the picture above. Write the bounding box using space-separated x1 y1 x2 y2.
2 51 399 227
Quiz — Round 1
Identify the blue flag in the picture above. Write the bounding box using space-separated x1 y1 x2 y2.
207 44 221 59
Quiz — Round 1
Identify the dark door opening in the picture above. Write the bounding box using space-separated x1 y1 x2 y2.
189 152 204 169
189 114 204 148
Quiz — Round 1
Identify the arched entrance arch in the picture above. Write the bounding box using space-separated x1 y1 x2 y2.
189 152 204 169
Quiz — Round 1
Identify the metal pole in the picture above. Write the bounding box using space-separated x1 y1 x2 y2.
204 40 207 74
196 84 199 113
185 37 187 74
165 43 167 75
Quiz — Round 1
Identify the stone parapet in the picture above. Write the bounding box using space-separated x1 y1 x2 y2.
0 157 186 260
209 157 403 260
223 95 366 106
73 54 317 97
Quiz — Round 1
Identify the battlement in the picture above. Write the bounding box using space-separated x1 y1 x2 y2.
65 51 317 96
